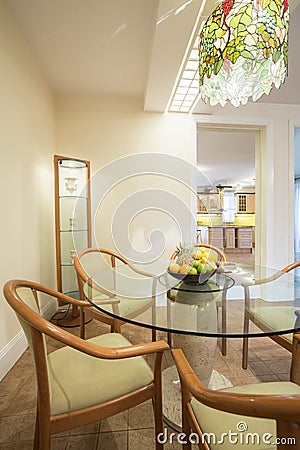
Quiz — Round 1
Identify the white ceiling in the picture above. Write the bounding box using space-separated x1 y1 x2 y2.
197 127 256 186
3 0 300 184
4 0 300 108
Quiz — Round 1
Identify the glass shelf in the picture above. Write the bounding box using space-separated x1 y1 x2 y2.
54 155 91 298
60 229 88 233
59 195 87 199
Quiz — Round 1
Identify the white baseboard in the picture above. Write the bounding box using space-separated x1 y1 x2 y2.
0 330 28 381
0 303 58 381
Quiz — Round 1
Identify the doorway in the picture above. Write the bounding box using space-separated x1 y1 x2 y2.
294 127 300 261
196 123 257 264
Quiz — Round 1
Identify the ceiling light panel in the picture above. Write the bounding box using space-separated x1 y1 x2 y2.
169 36 200 113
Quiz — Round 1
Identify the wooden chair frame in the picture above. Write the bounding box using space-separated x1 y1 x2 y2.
74 247 157 341
3 279 169 450
172 334 300 450
242 261 300 369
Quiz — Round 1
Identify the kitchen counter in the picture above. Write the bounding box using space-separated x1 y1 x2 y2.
206 225 253 228
197 225 254 252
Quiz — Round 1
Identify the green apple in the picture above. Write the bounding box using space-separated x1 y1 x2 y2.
197 263 203 273
189 267 198 275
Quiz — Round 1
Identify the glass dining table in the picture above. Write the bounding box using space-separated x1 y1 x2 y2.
83 260 300 430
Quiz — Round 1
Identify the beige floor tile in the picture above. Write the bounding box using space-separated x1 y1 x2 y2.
97 430 127 449
65 433 99 449
246 361 275 375
50 436 68 449
128 400 155 430
70 421 101 435
100 410 129 432
0 416 21 443
0 311 297 449
0 395 13 417
256 374 281 382
0 441 34 449
5 390 36 416
128 427 155 449
10 413 35 442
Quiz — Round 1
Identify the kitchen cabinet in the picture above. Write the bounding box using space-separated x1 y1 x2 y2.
198 193 220 213
237 227 253 249
206 226 254 251
225 227 236 249
208 227 224 248
236 193 255 213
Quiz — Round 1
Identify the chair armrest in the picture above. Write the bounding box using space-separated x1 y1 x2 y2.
90 297 120 306
241 261 300 288
49 322 169 359
291 332 300 385
172 349 300 420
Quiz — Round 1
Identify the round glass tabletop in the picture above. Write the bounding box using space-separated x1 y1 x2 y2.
83 261 300 338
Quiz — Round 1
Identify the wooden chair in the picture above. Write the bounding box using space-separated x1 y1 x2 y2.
242 261 300 369
74 247 157 340
3 279 169 450
170 243 229 355
172 335 300 450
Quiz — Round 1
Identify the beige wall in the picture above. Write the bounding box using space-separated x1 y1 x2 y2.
55 95 201 261
0 2 56 377
56 95 300 270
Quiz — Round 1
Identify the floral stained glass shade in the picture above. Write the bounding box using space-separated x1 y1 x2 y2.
198 0 289 107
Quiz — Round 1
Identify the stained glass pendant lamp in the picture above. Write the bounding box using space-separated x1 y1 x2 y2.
198 0 289 107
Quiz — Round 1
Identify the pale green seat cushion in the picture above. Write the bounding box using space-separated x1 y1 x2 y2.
190 381 300 450
90 293 152 317
47 333 153 416
250 306 299 342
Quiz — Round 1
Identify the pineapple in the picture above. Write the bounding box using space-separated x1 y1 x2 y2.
175 242 194 266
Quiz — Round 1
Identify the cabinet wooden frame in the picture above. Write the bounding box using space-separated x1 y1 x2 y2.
54 155 92 302
236 193 255 214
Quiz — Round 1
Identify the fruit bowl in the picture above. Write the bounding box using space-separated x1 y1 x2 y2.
167 268 216 284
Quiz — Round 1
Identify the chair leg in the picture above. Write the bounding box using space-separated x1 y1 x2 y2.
221 337 227 356
242 311 250 369
167 331 172 347
79 307 85 339
153 353 164 450
38 407 51 450
242 336 249 370
112 319 122 333
152 328 157 342
181 384 192 450
221 281 228 356
33 405 39 450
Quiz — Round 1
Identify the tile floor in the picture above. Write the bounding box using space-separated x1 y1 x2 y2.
0 310 292 450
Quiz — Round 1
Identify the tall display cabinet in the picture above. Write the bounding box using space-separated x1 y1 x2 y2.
54 155 92 325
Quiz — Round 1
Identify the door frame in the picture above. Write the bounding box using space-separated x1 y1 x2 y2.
289 119 300 262
194 114 274 268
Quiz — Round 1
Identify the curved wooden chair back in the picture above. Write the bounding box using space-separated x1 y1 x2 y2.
172 335 300 450
242 260 300 369
3 279 168 450
74 247 157 340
